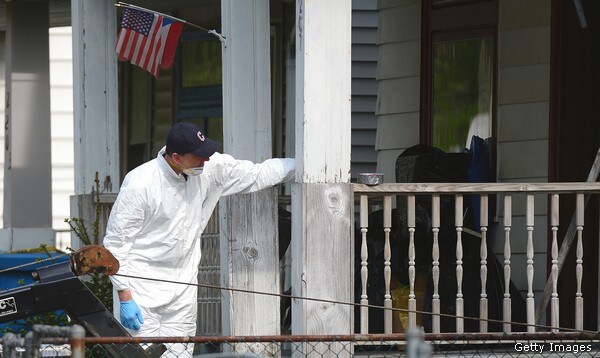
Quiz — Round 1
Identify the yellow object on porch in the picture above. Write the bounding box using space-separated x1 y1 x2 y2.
391 273 426 332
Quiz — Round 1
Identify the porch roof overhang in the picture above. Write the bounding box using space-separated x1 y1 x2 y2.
0 0 71 30
0 0 220 30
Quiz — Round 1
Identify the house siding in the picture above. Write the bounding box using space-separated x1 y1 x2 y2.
49 27 75 246
352 0 380 179
495 0 552 297
374 0 553 301
375 0 421 181
497 0 551 183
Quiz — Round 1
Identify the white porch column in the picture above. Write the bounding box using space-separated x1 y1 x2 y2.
70 0 119 247
220 0 280 336
1 1 54 251
291 0 353 338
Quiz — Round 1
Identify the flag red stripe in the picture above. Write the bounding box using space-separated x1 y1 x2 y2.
115 29 126 54
116 29 133 60
150 27 168 75
125 32 139 61
148 32 164 76
132 33 149 65
160 22 184 69
119 30 132 60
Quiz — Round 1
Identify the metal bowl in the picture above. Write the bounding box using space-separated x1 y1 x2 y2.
357 173 383 186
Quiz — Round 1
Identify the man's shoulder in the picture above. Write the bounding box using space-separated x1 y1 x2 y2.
122 159 160 187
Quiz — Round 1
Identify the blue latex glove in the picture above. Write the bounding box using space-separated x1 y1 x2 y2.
120 300 144 330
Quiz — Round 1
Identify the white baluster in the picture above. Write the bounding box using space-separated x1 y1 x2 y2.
431 194 441 333
576 193 584 331
360 195 369 334
503 195 512 333
551 194 559 332
526 194 535 333
455 194 464 333
383 195 392 334
479 194 488 333
408 195 417 328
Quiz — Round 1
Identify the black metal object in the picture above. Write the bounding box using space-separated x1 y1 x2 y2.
0 256 165 357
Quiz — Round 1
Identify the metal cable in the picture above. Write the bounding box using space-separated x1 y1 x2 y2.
0 254 592 335
115 272 598 335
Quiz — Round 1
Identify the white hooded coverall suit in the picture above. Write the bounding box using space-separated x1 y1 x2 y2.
104 147 295 356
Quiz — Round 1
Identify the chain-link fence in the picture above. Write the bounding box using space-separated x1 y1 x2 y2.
2 325 600 357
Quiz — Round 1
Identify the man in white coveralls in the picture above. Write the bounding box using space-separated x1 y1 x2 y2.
103 122 295 357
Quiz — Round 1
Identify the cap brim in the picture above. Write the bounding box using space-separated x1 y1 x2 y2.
190 137 220 157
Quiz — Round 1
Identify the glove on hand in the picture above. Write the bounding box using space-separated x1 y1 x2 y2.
120 300 144 330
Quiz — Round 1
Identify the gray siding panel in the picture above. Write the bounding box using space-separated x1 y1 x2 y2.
352 147 379 163
352 113 378 129
498 140 549 179
352 130 377 146
352 96 377 113
378 40 421 79
352 78 378 96
499 64 550 104
378 2 421 43
353 10 379 28
378 0 419 10
351 0 379 180
498 102 549 141
500 27 551 66
352 44 379 62
352 27 378 44
499 0 551 30
353 61 378 78
353 0 378 11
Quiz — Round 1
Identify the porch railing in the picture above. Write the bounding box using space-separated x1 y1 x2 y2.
353 182 600 335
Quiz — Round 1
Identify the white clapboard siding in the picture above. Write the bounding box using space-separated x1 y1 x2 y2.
496 1 552 293
374 1 421 182
50 27 75 244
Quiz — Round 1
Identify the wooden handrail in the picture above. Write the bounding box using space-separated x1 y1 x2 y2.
353 182 600 194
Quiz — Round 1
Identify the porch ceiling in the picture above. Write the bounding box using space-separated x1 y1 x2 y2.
0 0 221 31
0 0 71 30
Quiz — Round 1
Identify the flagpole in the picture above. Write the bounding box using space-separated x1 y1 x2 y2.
115 2 226 44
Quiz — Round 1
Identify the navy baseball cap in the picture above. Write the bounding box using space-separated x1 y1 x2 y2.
166 122 220 157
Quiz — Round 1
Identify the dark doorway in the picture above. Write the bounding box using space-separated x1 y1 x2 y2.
551 0 600 331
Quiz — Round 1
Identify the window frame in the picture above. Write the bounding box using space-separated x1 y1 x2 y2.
420 0 499 155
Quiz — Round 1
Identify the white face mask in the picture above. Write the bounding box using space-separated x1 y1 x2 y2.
182 167 204 176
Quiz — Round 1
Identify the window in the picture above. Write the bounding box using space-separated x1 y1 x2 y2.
422 0 498 153
176 32 223 145
432 37 493 152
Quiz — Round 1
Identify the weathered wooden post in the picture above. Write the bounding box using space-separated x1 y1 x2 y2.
220 0 281 346
70 0 120 248
291 0 353 354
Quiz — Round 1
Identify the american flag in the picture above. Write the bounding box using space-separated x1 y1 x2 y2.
115 7 183 77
